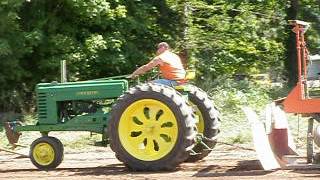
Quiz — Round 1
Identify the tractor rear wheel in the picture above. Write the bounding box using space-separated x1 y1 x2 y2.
108 83 197 171
30 136 64 170
186 85 220 162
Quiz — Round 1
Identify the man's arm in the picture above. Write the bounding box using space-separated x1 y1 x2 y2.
128 58 163 78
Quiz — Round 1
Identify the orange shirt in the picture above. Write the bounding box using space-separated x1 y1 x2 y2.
156 51 186 80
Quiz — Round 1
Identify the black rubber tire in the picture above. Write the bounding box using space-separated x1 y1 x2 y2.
30 136 64 170
108 83 197 171
48 136 64 162
185 85 220 162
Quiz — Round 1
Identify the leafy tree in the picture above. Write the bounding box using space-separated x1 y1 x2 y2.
0 0 28 112
0 0 319 113
0 0 181 112
168 0 288 81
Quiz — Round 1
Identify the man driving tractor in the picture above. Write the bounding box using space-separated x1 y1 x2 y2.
127 42 186 87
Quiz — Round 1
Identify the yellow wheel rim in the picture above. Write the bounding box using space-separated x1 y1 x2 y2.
118 99 178 161
191 102 204 133
33 142 55 166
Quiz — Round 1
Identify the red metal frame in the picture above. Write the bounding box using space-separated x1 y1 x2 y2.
283 20 320 114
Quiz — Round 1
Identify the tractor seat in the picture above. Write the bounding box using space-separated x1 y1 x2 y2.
185 69 196 80
174 69 196 91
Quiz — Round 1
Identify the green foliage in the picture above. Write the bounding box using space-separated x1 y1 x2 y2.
0 0 181 112
229 131 251 144
0 1 319 113
300 0 320 53
0 0 28 112
201 77 272 113
197 77 289 144
181 0 287 79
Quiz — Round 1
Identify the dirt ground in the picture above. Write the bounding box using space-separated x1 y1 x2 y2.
1 144 320 180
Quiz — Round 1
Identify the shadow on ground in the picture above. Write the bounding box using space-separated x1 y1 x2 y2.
192 160 274 177
0 163 176 176
1 158 320 178
290 169 320 178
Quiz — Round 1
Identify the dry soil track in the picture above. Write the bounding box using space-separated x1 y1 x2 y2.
0 145 319 179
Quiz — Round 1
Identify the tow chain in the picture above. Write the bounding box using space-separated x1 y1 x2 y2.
216 141 255 151
0 145 29 158
196 134 255 152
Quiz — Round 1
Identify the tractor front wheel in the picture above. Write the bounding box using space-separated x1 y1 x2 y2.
30 136 64 170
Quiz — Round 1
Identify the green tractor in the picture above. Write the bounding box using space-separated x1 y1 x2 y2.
5 75 220 171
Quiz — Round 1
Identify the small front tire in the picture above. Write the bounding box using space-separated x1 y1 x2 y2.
30 136 64 170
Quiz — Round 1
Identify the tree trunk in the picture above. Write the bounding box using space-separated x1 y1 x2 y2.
285 0 299 87
178 1 191 68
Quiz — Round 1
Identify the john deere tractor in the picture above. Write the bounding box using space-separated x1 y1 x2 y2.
5 75 220 171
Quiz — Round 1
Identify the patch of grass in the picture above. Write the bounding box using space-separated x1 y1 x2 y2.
219 114 253 146
0 130 8 148
22 114 37 124
197 77 270 145
60 132 103 151
230 132 251 144
287 114 309 153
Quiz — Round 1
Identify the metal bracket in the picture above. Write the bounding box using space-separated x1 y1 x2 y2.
199 141 214 151
189 149 201 156
194 133 216 151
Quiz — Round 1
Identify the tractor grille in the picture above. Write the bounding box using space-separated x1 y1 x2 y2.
37 92 48 119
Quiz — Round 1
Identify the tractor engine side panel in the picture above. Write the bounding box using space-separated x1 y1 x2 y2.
36 80 128 125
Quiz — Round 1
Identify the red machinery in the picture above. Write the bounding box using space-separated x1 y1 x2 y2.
245 20 320 170
283 20 320 114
